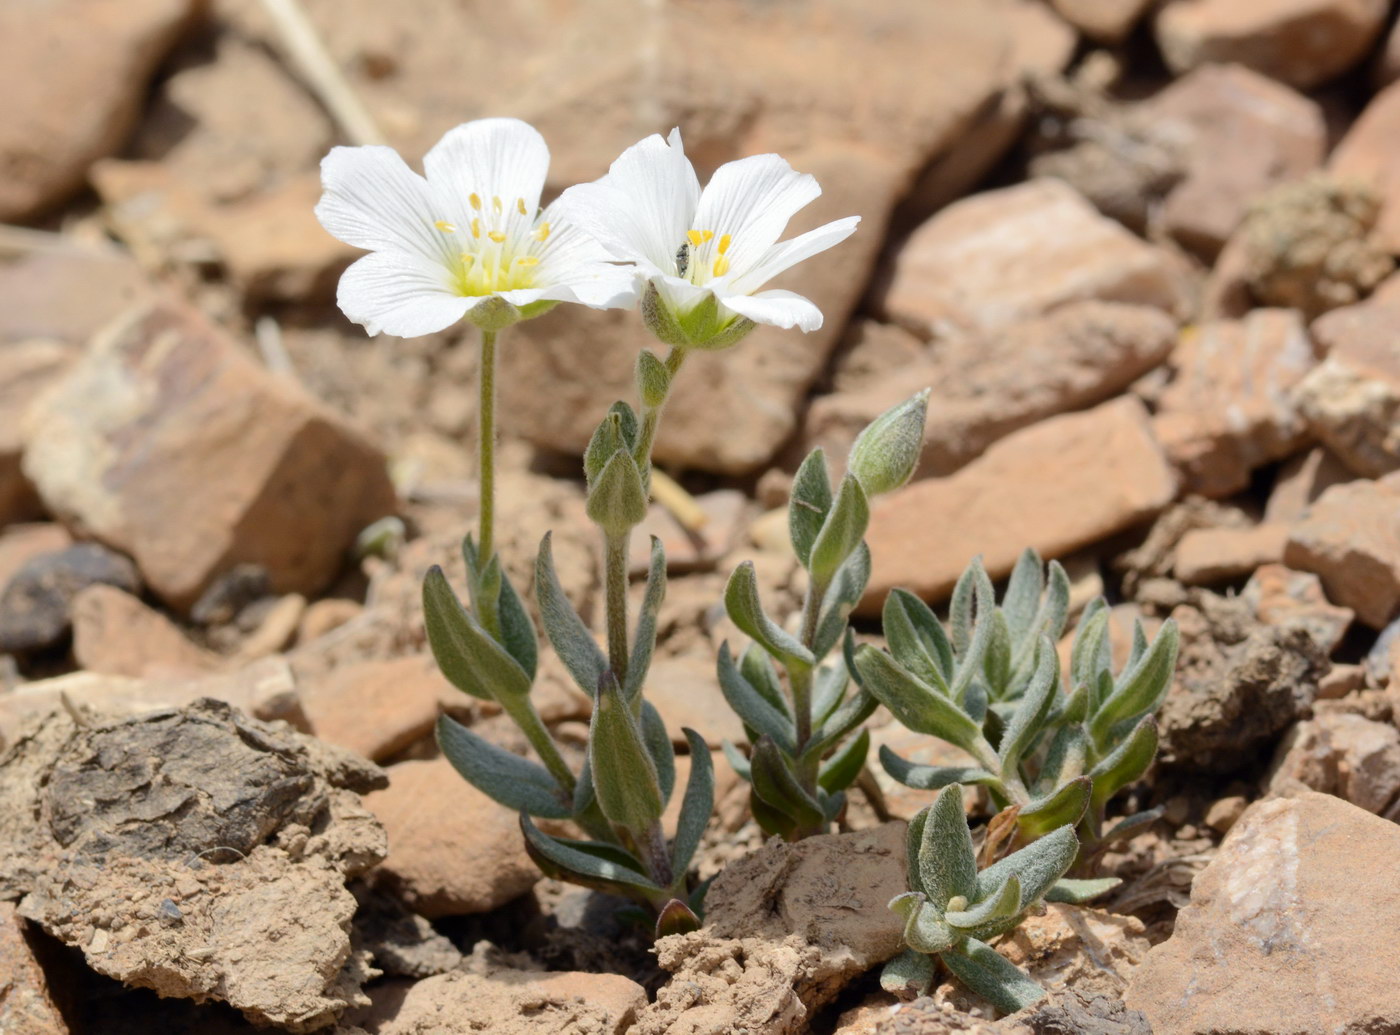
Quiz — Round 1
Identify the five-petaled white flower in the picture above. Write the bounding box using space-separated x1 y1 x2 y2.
557 128 859 348
316 118 638 337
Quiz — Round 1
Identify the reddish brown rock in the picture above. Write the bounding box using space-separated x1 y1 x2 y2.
1331 80 1400 254
1285 474 1400 628
297 655 451 763
645 654 747 749
1243 563 1354 655
1153 308 1318 496
22 301 398 612
0 342 76 524
1148 64 1325 258
1174 523 1289 584
883 179 1185 339
862 396 1176 610
1049 0 1154 41
71 584 222 679
364 756 539 918
1126 792 1400 1034
1155 0 1389 89
1269 711 1400 819
1264 447 1354 523
0 524 71 594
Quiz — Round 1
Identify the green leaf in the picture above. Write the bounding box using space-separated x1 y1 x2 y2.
789 449 833 568
854 646 986 756
626 535 667 701
946 874 1022 930
641 699 677 805
586 449 649 537
1035 726 1088 798
1001 549 1044 642
519 815 661 893
1018 777 1091 840
880 746 998 792
750 736 824 830
818 727 869 793
740 643 793 722
671 728 715 875
812 542 870 659
1045 877 1121 904
917 785 978 907
1100 807 1164 843
942 939 1046 1014
948 566 997 705
811 663 849 727
589 675 664 830
847 388 929 497
721 739 751 782
981 610 1013 699
1088 716 1158 812
535 533 607 698
1089 620 1179 747
996 636 1059 775
880 948 936 999
883 589 954 695
572 753 596 816
436 715 572 819
807 474 870 583
423 566 531 701
749 787 800 840
948 557 979 655
464 537 537 678
976 824 1078 906
1070 601 1111 691
804 688 878 765
717 643 796 754
724 561 815 670
655 898 701 938
892 892 956 955
904 808 929 895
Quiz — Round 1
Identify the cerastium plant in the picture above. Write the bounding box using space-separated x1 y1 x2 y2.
856 550 1180 852
720 391 930 840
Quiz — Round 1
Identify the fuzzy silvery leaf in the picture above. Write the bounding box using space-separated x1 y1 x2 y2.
807 474 869 583
812 541 870 659
854 645 986 755
942 938 1046 1014
535 532 607 698
463 537 539 677
981 610 1013 699
1088 716 1158 812
802 687 877 767
946 874 1022 931
423 566 531 700
948 568 997 705
740 643 793 722
671 728 715 876
819 787 845 824
818 726 869 793
750 735 824 829
884 589 955 696
1001 549 1044 643
847 388 930 497
586 449 649 537
749 786 800 840
880 745 998 792
949 556 993 655
1036 726 1088 797
1045 877 1122 904
894 893 957 955
584 412 626 485
880 948 937 1000
519 815 662 893
1069 600 1111 691
904 808 929 894
1126 616 1150 671
1088 619 1179 748
721 739 751 781
975 824 1078 906
589 675 664 830
572 752 596 816
1018 777 1091 840
625 535 667 701
916 786 979 908
717 642 796 754
1007 560 1070 693
789 448 833 568
724 561 815 670
996 636 1059 775
811 662 849 727
641 699 678 805
635 348 671 410
437 715 572 819
1102 807 1164 843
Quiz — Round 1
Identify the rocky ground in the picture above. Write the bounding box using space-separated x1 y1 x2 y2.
3 0 1400 1032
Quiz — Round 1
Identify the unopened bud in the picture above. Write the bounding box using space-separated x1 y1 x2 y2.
848 388 930 496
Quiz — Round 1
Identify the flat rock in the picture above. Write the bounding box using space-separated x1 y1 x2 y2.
999 905 1151 1002
0 341 77 524
645 654 747 748
883 179 1185 339
0 543 140 653
1174 523 1288 584
1153 308 1317 496
22 301 397 612
1331 79 1400 253
1126 791 1400 1034
1264 447 1354 523
1284 473 1400 628
1155 0 1389 89
1269 711 1400 818
71 584 222 679
297 655 451 763
1242 563 1354 655
862 396 1176 610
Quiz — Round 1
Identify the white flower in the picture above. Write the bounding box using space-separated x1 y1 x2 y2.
557 128 859 347
316 118 638 337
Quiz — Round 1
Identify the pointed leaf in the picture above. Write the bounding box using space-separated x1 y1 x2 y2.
884 588 954 695
976 824 1078 906
949 566 997 704
519 815 661 893
813 542 870 659
943 939 1046 1014
589 675 664 830
981 610 1013 699
811 662 849 727
804 687 878 765
724 561 815 670
536 533 607 698
749 786 801 840
641 699 677 805
740 643 793 722
854 645 986 755
437 716 571 819
880 948 937 1000
717 643 796 754
721 739 751 782
997 636 1059 775
1089 620 1179 746
898 894 957 955
1001 549 1044 642
1070 601 1111 691
423 566 531 701
917 785 978 906
672 728 715 875
807 474 869 583
1088 716 1158 812
789 448 833 567
655 898 701 937
466 537 537 677
1045 877 1121 904
818 727 869 793
1018 777 1091 840
626 535 667 701
880 746 999 792
1036 726 1087 797
750 736 824 830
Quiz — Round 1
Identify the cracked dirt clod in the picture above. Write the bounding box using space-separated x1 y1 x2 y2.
0 698 388 1032
635 823 908 1035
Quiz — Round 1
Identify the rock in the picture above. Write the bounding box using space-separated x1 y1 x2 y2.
1331 79 1400 254
830 320 930 394
0 543 140 653
862 396 1176 610
297 655 451 763
1284 473 1400 628
1154 0 1389 89
1152 308 1318 496
999 905 1151 1001
363 756 539 918
1126 791 1400 1035
1148 64 1325 259
0 524 72 596
1116 497 1253 597
0 0 199 219
868 719 983 819
22 301 398 612
235 593 306 661
882 179 1186 340
1021 991 1153 1035
1235 175 1394 320
645 655 747 748
1049 0 1154 41
1159 593 1324 771
0 901 68 1035
297 598 363 645
637 824 907 1035
349 887 463 980
805 302 1176 477
1204 795 1247 833
629 490 749 576
1317 662 1367 699
0 699 386 1031
1173 523 1289 584
0 242 152 348
1268 711 1400 818
1297 291 1400 477
71 584 222 679
0 341 78 524
663 750 739 839
1264 447 1354 522
1242 563 1354 655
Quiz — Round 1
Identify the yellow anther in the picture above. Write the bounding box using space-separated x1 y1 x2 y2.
516 197 528 215
469 193 482 211
717 233 732 255
459 252 476 266
492 195 503 212
471 218 482 239
686 229 704 247
487 230 507 243
712 256 730 277
534 222 552 241
434 220 457 232
701 230 714 243
516 256 540 266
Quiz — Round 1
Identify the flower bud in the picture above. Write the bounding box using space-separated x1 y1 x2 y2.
848 388 930 496
585 449 649 537
636 349 671 409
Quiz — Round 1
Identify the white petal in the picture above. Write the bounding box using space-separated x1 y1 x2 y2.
316 145 452 266
719 288 824 332
524 202 642 309
556 128 699 271
337 251 472 337
729 216 860 295
692 154 821 277
423 118 550 232
651 273 712 316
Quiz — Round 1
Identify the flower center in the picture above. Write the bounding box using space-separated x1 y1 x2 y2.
676 229 732 284
433 194 551 296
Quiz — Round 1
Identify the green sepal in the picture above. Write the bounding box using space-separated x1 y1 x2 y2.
717 642 796 754
584 411 626 485
854 646 986 756
1018 777 1091 840
942 939 1046 1014
724 561 815 670
635 348 671 410
641 283 757 350
671 728 715 875
789 449 833 569
917 786 979 906
847 387 929 497
1045 877 1122 903
818 727 869 793
535 532 606 698
423 565 531 701
655 898 702 938
807 474 869 583
436 715 572 819
750 735 824 830
589 674 664 830
626 535 667 701
586 449 649 537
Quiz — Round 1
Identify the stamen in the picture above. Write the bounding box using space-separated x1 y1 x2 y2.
487 230 507 243
712 256 730 277
534 223 552 241
701 230 715 243
516 197 528 215
492 195 503 213
516 256 540 266
471 218 482 239
434 220 457 232
686 229 704 247
459 252 476 267
717 233 732 255
469 193 483 211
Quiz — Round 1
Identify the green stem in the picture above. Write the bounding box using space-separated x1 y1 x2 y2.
792 576 828 756
477 328 498 566
640 819 675 890
634 347 687 491
604 531 630 689
501 695 575 795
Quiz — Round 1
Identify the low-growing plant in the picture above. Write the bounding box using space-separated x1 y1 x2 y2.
854 550 1179 853
881 785 1119 1011
719 391 929 840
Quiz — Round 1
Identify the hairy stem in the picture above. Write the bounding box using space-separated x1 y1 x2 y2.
633 347 687 492
501 694 575 795
477 328 498 566
604 531 630 688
